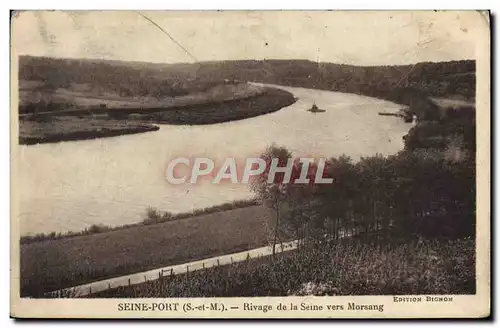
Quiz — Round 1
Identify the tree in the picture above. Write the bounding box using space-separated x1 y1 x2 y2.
251 144 337 251
281 158 326 247
250 144 292 255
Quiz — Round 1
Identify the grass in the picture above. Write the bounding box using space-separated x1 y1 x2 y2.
20 199 259 244
142 199 260 225
19 82 265 114
20 205 272 297
18 117 160 145
134 87 296 125
87 237 475 298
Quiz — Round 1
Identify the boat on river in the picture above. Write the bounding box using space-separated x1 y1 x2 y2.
307 102 326 113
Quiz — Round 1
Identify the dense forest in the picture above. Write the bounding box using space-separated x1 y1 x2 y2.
19 56 216 98
196 59 476 100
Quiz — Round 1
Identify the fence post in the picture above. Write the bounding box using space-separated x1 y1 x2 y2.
89 286 92 295
202 262 205 269
231 257 233 264
128 278 131 286
144 275 147 282
108 283 111 290
217 259 220 266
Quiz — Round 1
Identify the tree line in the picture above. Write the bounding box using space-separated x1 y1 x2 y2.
252 140 475 252
20 56 475 102
19 56 220 99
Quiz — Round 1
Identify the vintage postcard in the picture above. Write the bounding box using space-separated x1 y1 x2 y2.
10 10 490 319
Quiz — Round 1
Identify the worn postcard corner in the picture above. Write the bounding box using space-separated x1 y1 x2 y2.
10 10 490 319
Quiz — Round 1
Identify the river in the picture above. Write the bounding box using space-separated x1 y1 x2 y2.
17 84 411 235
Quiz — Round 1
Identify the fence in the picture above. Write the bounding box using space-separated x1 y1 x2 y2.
46 241 299 298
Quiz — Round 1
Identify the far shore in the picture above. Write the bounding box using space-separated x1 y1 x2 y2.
19 118 160 145
19 87 296 145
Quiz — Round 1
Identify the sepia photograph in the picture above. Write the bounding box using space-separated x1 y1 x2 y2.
10 10 490 318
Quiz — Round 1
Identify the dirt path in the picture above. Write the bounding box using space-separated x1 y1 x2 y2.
54 240 299 297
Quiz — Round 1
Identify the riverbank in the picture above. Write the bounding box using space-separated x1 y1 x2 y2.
18 117 160 145
20 205 272 297
20 199 259 244
128 87 296 125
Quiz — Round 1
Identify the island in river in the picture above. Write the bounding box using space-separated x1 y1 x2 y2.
19 117 161 145
19 82 296 144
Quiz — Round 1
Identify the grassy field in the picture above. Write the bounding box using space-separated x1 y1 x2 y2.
125 87 296 125
87 238 475 298
20 205 272 297
19 81 264 113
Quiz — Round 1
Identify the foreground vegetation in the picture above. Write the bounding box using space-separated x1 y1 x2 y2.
20 205 271 297
81 103 476 298
22 103 476 298
89 238 475 298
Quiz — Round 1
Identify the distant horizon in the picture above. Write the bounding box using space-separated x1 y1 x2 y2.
18 54 476 69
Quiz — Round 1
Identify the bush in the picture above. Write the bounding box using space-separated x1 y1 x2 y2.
142 208 175 225
84 224 112 234
141 200 260 225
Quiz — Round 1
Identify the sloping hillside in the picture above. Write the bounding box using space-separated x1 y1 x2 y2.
19 56 475 103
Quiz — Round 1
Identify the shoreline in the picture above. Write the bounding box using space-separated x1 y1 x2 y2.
20 199 259 244
19 121 160 145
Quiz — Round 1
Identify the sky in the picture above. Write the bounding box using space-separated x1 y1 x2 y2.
11 11 486 66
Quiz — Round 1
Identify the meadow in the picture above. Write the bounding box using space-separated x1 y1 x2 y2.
20 205 272 297
20 198 260 244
